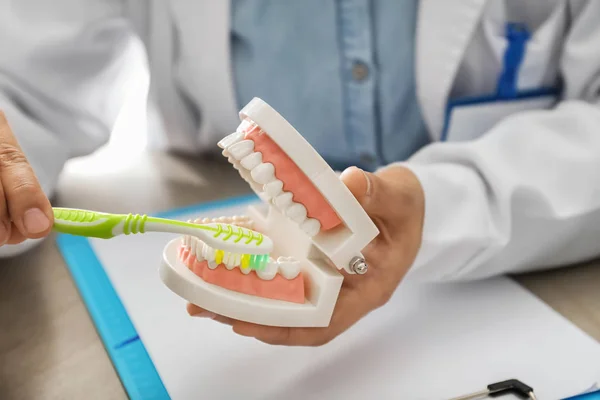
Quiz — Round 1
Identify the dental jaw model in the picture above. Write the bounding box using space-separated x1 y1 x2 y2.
178 216 305 304
159 98 379 327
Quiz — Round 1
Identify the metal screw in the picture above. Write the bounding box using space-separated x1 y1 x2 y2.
350 256 368 275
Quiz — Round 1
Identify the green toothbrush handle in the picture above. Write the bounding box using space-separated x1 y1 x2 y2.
52 207 149 239
52 207 273 254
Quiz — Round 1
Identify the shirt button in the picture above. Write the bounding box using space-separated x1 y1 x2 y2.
352 61 369 81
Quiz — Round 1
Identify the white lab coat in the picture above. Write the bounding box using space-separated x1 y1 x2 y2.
0 0 599 282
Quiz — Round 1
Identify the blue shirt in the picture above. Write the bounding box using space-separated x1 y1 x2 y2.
230 0 429 171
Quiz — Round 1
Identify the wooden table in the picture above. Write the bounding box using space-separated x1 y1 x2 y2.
1 147 600 400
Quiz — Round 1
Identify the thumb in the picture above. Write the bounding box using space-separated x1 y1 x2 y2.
339 166 385 216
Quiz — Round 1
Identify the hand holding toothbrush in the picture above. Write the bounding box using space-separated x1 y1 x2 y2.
0 111 53 247
187 165 426 346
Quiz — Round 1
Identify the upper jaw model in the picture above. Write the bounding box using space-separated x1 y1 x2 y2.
160 97 379 328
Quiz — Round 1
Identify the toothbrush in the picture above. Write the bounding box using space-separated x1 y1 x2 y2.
52 207 273 270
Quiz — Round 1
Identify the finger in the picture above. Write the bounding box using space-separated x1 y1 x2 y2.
339 166 387 218
0 180 10 246
186 303 237 326
0 111 53 239
340 166 371 200
213 314 237 327
232 287 368 346
6 221 26 244
186 303 214 318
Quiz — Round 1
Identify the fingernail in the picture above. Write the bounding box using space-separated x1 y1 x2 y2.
192 311 216 319
0 221 8 245
339 166 359 178
23 208 50 234
342 167 372 195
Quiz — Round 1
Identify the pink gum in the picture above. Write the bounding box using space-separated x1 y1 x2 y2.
244 125 342 231
179 246 305 304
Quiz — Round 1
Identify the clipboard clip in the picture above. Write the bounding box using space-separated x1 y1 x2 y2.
449 379 537 400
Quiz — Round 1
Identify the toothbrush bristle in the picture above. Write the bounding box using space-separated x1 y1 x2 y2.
249 253 269 271
190 235 269 271
215 249 269 271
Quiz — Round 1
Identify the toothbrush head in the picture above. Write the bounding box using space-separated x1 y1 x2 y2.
195 222 273 257
176 216 273 272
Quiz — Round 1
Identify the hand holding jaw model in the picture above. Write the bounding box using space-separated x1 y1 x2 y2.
160 98 426 346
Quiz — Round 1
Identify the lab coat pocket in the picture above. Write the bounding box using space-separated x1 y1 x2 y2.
442 90 558 142
443 11 565 143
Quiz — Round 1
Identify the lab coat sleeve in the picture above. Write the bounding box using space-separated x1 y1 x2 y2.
396 1 600 281
0 1 141 257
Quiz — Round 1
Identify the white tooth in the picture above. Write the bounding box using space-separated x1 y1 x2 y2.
183 235 189 247
224 151 237 166
240 152 262 170
277 256 301 280
257 257 278 280
300 218 321 237
237 119 254 134
195 241 204 261
217 216 229 223
202 242 215 262
232 215 250 224
264 180 284 198
208 260 218 269
221 252 230 267
190 238 196 253
240 264 252 275
286 203 307 223
237 166 253 182
228 140 254 160
224 253 236 270
251 162 275 184
274 192 293 209
218 131 244 149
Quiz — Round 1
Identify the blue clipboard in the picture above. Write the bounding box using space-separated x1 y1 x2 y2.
55 194 600 400
566 390 600 400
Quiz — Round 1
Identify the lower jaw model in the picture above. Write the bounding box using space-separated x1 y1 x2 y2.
160 98 379 327
179 216 305 304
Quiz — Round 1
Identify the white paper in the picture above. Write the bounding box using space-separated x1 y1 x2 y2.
90 202 600 400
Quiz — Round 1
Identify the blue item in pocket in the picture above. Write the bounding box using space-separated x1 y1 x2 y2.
441 22 560 142
497 22 531 99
